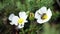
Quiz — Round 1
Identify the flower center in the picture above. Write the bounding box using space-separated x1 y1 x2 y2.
41 13 48 20
18 18 24 24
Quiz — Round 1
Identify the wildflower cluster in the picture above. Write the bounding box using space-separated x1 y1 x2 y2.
8 6 52 29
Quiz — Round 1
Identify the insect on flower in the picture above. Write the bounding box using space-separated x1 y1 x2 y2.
35 6 52 24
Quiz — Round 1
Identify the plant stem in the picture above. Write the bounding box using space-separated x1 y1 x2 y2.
21 28 25 34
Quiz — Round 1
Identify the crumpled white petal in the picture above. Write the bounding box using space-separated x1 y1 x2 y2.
8 14 15 21
19 12 28 19
11 16 19 25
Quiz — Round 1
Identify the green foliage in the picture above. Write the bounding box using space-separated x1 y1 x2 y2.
51 11 60 22
40 0 54 7
43 23 58 34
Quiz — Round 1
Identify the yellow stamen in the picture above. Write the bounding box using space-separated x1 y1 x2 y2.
41 13 48 20
18 18 24 24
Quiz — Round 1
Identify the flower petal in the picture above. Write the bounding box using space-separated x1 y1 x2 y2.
17 24 24 29
47 8 52 16
35 11 41 19
37 19 45 24
19 12 28 19
11 16 19 26
10 22 14 25
8 14 15 21
24 20 28 23
40 6 47 13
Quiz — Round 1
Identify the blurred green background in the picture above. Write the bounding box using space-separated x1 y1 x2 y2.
0 0 60 34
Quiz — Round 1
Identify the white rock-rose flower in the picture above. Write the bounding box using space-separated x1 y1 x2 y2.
8 12 28 29
35 6 52 24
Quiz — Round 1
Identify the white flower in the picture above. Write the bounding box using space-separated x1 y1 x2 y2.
8 12 28 29
35 6 52 24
